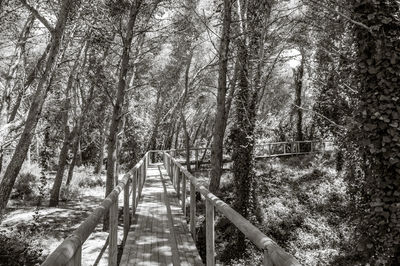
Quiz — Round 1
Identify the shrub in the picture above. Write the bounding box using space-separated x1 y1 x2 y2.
0 230 44 266
12 173 37 200
60 183 81 202
78 175 104 188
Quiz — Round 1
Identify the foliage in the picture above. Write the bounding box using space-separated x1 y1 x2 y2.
11 172 37 201
348 0 400 264
0 230 44 266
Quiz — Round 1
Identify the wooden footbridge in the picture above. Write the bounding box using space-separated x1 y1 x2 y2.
41 141 329 266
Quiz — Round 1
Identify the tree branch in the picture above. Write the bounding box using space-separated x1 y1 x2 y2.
305 0 373 34
19 0 54 33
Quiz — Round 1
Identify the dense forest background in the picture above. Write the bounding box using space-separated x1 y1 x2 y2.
0 0 399 265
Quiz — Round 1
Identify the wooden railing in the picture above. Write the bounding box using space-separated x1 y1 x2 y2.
41 152 150 266
173 140 333 170
163 151 301 266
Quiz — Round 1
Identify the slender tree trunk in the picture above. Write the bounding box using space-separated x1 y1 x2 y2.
209 0 232 193
9 44 51 123
94 121 107 174
49 41 87 207
103 0 142 231
0 0 73 210
294 52 304 141
173 121 181 149
0 14 35 127
66 132 79 186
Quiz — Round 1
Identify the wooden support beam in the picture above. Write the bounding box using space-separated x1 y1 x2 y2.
182 171 187 216
190 181 196 240
109 196 118 266
132 170 137 217
123 178 130 241
206 199 215 266
66 246 81 266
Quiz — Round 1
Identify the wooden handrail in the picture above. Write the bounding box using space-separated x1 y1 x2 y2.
163 152 301 266
42 152 150 266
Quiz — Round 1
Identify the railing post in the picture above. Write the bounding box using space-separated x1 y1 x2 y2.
195 149 199 170
190 181 196 240
138 166 142 199
66 246 81 266
132 170 137 217
206 199 215 266
177 167 181 200
123 178 130 241
263 249 273 266
142 161 145 189
109 197 118 266
182 172 187 216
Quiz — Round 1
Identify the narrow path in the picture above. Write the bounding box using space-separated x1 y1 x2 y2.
120 165 202 266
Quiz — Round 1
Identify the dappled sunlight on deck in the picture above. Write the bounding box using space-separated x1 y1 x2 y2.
120 165 202 266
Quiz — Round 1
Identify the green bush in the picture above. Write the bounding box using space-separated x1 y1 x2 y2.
0 231 44 266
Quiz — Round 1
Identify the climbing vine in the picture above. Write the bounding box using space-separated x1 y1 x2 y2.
351 0 400 263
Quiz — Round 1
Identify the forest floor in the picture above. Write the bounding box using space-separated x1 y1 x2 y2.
0 164 123 266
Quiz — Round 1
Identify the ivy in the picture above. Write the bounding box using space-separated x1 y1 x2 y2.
351 0 400 264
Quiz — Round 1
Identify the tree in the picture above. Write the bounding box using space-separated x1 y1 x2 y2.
351 0 400 263
209 0 232 193
104 0 143 230
0 0 74 210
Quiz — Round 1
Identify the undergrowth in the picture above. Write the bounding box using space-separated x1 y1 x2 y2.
212 152 354 265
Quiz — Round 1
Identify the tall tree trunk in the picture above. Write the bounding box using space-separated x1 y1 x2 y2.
209 0 232 193
294 52 304 141
0 0 73 210
148 89 164 160
8 43 51 123
66 128 79 186
49 41 87 207
0 14 35 127
351 1 400 264
94 120 107 174
103 0 142 231
173 121 181 149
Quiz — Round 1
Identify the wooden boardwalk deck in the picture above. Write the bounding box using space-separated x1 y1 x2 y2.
120 164 203 266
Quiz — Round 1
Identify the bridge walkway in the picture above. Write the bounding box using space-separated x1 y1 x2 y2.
120 164 203 266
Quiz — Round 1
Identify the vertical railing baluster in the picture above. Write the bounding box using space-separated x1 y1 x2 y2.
263 249 273 266
66 245 81 266
206 199 215 266
109 196 118 266
138 165 142 199
132 169 137 217
182 172 187 216
177 167 181 200
190 181 196 240
195 149 199 170
123 177 130 241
